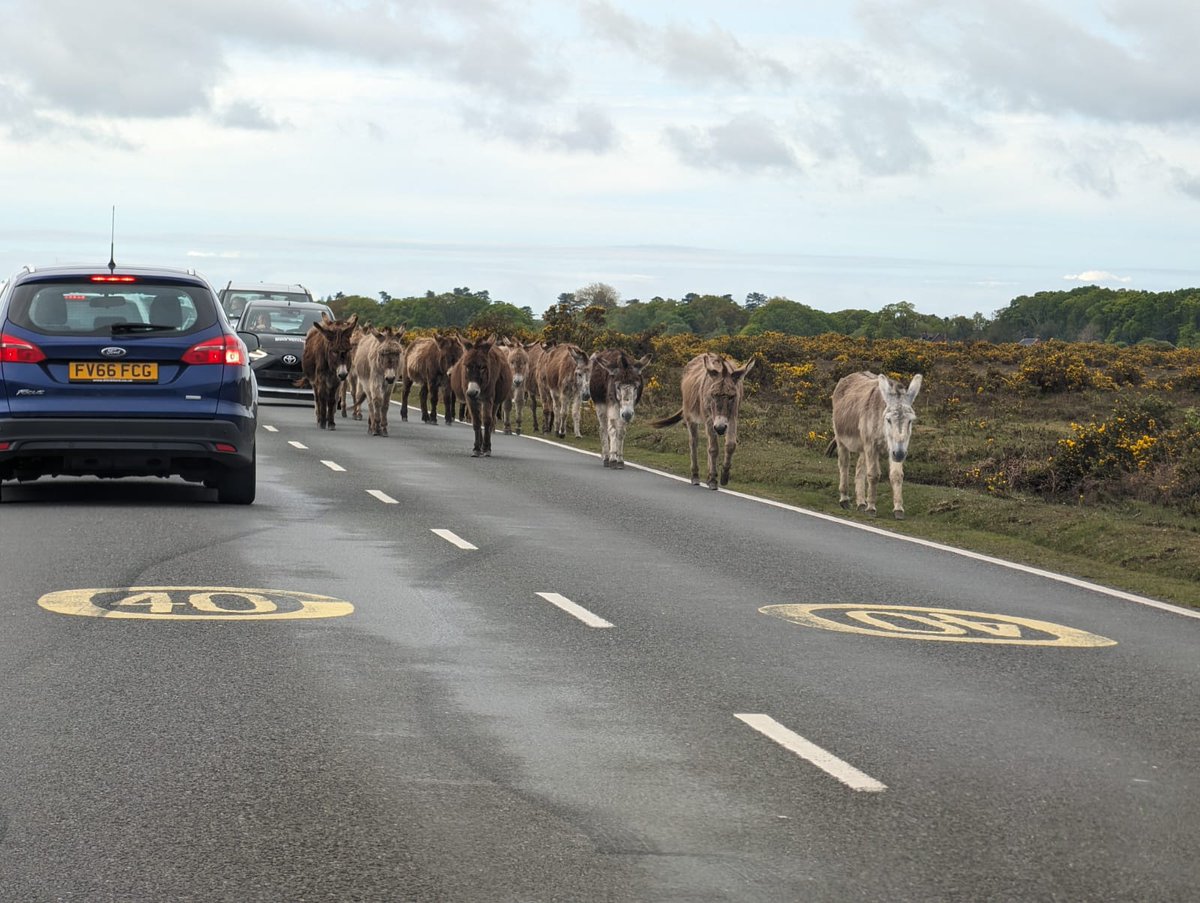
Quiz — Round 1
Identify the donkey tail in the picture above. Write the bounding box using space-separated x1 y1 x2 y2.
650 408 684 428
824 439 837 457
293 376 310 389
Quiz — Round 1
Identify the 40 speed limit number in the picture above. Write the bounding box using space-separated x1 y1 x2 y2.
38 587 354 621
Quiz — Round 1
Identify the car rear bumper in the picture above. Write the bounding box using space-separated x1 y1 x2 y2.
0 417 256 480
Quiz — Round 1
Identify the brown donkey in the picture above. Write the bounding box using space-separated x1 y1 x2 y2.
351 325 407 437
296 314 358 430
651 352 755 489
539 343 591 438
400 333 464 425
457 338 513 457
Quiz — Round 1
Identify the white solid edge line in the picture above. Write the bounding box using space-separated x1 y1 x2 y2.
735 714 887 793
367 489 398 504
536 592 614 629
520 435 1200 622
263 425 279 432
432 528 478 550
320 460 346 472
287 440 308 449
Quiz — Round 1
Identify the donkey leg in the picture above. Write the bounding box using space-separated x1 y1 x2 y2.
687 422 701 485
889 459 905 519
854 452 869 510
836 444 853 508
400 379 411 421
572 396 583 438
597 408 614 465
863 453 880 516
611 416 626 469
705 425 720 490
719 424 738 486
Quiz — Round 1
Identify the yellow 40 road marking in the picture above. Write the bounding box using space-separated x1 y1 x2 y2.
760 604 1116 647
39 587 353 621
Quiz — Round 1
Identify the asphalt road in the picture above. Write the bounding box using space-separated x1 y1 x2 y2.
1 399 1197 902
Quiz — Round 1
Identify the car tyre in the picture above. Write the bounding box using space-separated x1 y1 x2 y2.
216 447 256 505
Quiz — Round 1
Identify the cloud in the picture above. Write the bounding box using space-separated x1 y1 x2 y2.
462 103 618 153
1171 168 1200 202
0 0 564 125
665 113 797 173
857 0 1200 126
580 1 795 88
1063 271 1132 284
214 99 286 130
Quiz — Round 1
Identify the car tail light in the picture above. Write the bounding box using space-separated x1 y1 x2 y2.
1 333 47 363
183 334 248 366
214 443 238 454
90 275 137 283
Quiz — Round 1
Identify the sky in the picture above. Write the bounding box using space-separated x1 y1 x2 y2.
1 0 1198 321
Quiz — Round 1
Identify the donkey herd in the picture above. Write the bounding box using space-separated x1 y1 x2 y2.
295 314 923 517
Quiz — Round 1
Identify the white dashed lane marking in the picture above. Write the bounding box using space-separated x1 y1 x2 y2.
535 592 613 629
735 714 887 793
367 490 398 504
431 529 477 550
288 441 307 450
263 425 278 433
321 460 346 472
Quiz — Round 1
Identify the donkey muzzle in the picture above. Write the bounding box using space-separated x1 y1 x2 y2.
466 382 481 398
621 407 634 423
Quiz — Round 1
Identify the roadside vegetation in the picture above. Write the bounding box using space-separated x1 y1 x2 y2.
329 283 1200 610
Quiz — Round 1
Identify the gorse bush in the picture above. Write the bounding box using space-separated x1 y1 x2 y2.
615 332 1200 515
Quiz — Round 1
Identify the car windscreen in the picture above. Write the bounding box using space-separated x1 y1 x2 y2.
8 280 217 336
239 306 331 335
222 292 310 317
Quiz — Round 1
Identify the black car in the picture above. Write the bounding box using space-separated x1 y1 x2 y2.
236 299 334 400
0 264 258 503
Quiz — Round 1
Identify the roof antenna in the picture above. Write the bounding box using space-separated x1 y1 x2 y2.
107 205 116 274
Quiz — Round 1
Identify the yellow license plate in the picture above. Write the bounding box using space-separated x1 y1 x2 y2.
69 362 159 383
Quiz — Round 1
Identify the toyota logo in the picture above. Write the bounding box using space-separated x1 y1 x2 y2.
100 347 128 358
282 354 298 365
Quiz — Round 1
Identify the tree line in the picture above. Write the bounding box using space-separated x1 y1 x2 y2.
323 283 1200 347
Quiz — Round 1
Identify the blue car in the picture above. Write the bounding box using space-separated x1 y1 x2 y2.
0 264 258 503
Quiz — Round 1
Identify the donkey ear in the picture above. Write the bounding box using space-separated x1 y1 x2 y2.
346 314 358 327
731 358 755 381
636 354 652 370
906 373 923 402
876 373 896 399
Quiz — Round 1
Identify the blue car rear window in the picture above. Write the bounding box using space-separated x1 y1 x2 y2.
8 281 217 336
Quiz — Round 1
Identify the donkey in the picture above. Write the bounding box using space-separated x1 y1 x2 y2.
400 333 464 425
827 371 923 519
457 338 513 457
296 314 358 430
351 325 407 437
589 349 651 469
524 341 551 432
539 343 591 438
651 352 755 490
499 341 532 435
339 327 366 420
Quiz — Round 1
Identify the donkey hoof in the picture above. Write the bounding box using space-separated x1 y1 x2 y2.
613 460 624 470
857 503 867 512
504 429 512 435
840 499 851 510
471 450 482 458
691 477 701 486
707 480 720 491
602 459 612 468
866 509 877 518
894 510 906 520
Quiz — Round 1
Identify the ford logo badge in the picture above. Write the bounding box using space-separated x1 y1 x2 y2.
100 347 128 358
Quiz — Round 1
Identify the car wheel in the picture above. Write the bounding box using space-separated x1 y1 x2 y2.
216 447 256 505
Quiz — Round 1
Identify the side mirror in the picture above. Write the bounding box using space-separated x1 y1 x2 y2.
237 331 261 352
